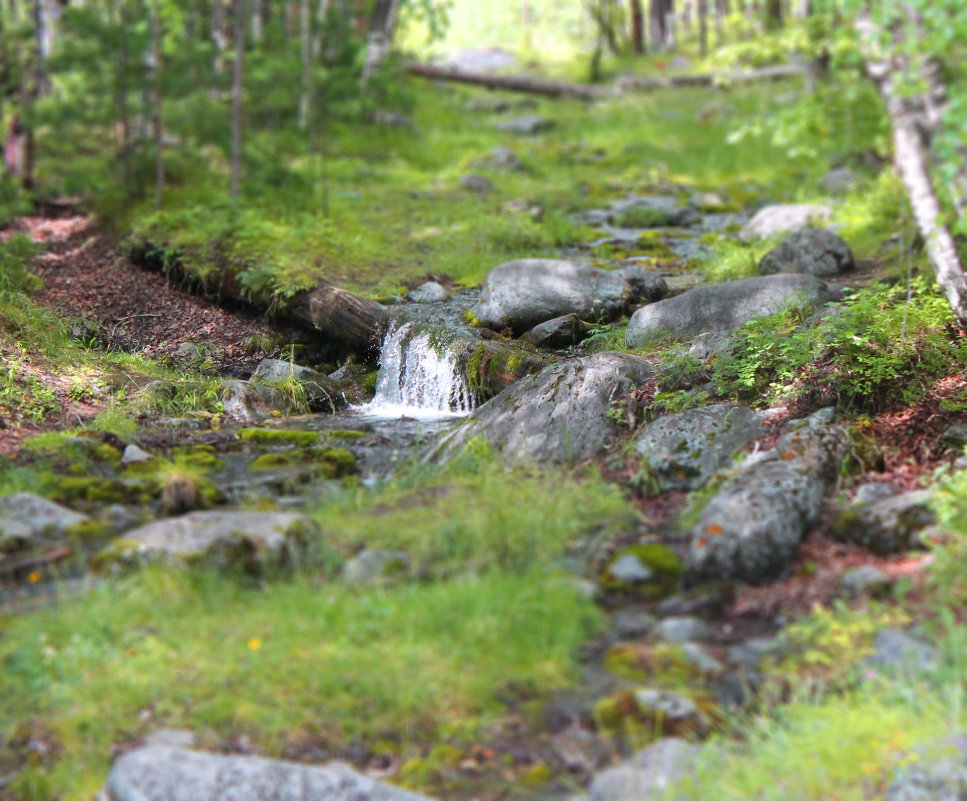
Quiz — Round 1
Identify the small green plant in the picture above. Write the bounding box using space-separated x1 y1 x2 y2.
0 235 43 300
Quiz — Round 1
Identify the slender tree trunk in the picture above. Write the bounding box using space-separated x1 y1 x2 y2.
114 0 132 198
630 0 644 54
649 0 665 52
298 0 310 128
765 0 781 29
714 0 726 45
230 0 245 202
858 9 967 326
698 0 708 56
362 0 400 81
151 0 163 210
251 0 263 42
213 0 229 78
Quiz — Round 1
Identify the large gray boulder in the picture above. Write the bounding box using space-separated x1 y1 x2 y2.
252 359 344 413
634 404 767 491
588 738 701 801
832 490 935 554
686 421 851 585
758 228 855 278
99 743 432 801
100 511 315 570
0 492 90 551
471 259 667 334
626 274 830 348
738 204 833 241
431 352 654 464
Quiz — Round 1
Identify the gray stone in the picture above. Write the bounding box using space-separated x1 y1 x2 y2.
866 628 938 675
252 359 344 413
172 342 204 361
758 228 855 278
854 482 899 505
609 199 700 228
655 616 714 644
941 424 967 448
342 548 410 585
459 174 494 193
521 314 595 349
407 282 449 303
689 192 728 212
840 564 892 597
484 146 525 171
495 115 554 135
612 609 657 639
432 352 654 464
626 274 830 348
609 554 655 583
471 258 667 334
884 735 967 801
832 490 935 554
634 404 767 491
0 493 89 551
738 204 833 241
588 738 701 801
102 511 314 570
221 380 297 423
121 444 153 464
99 745 432 801
656 582 735 619
681 642 724 675
632 689 709 735
819 166 857 195
686 423 851 584
726 637 776 671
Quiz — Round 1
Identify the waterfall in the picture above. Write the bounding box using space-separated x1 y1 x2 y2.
365 320 476 418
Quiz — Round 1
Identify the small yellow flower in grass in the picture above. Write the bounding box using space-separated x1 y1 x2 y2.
27 571 41 584
247 637 262 651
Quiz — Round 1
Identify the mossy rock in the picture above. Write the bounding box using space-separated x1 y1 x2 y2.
520 762 553 788
325 429 366 441
170 444 226 470
594 687 715 739
239 428 322 447
52 476 153 507
847 420 885 473
250 446 356 479
615 206 674 228
64 519 113 543
361 371 379 394
600 543 683 600
603 642 700 685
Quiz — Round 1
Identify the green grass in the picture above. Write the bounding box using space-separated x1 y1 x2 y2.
0 567 602 800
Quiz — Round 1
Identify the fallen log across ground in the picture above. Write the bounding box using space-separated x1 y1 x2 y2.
408 62 805 100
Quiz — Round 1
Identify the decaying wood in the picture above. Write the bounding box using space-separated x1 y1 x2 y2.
292 280 390 353
408 62 804 100
858 10 967 326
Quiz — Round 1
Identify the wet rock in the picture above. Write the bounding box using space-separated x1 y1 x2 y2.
883 734 967 801
865 628 939 675
100 744 432 801
832 490 935 554
252 359 344 413
471 258 667 334
121 444 153 465
0 493 90 551
686 423 851 585
459 174 494 193
941 424 967 448
840 564 892 598
407 282 449 303
587 738 701 801
432 352 654 465
601 543 684 601
99 510 315 571
327 364 374 405
495 115 554 135
758 228 855 278
738 203 833 241
655 616 714 644
342 548 410 585
634 404 767 492
626 274 830 348
521 314 596 349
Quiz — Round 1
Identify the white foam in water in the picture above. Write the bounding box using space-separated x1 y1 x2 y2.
363 320 476 419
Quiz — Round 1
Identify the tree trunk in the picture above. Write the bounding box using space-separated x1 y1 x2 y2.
765 0 781 29
858 10 967 326
251 0 263 42
293 281 389 354
230 0 245 201
212 0 229 77
361 0 400 81
298 0 310 127
698 0 708 56
151 0 163 210
649 0 666 52
630 0 644 54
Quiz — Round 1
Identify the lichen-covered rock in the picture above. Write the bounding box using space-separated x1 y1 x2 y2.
686 423 851 585
431 352 654 464
634 404 767 491
470 259 667 334
758 228 855 278
99 744 433 801
0 492 90 551
587 738 702 801
252 358 344 413
600 543 683 600
98 511 315 571
626 274 830 348
832 490 935 554
738 203 832 241
520 314 595 349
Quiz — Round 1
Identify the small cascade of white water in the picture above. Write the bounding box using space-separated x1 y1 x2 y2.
364 320 476 418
